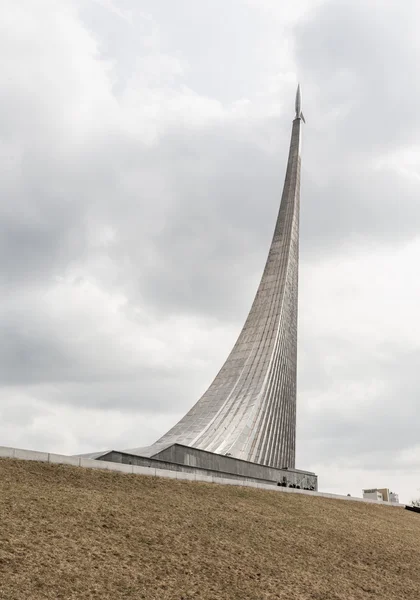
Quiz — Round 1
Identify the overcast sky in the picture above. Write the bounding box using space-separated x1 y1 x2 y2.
2 0 420 503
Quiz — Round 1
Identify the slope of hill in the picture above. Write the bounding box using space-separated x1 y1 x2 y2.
0 458 419 600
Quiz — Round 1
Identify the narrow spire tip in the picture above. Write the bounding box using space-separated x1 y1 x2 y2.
295 83 305 123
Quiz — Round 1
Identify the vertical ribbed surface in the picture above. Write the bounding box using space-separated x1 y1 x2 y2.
132 115 302 470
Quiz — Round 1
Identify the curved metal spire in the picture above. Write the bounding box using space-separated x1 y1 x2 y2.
122 88 304 470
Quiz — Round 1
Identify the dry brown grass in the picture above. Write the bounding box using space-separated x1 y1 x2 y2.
0 458 419 600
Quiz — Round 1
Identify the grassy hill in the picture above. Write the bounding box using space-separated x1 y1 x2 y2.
0 458 419 600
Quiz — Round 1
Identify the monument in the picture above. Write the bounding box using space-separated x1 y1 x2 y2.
85 86 317 490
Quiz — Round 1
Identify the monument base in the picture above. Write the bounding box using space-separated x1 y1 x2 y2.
96 443 318 491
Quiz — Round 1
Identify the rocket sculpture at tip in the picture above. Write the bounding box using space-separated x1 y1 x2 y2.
295 84 306 123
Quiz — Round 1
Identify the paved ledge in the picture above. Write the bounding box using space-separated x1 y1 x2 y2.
0 445 404 508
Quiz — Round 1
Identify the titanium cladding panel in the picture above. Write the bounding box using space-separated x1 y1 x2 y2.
130 93 303 470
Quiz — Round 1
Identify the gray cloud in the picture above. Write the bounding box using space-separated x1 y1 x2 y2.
293 0 420 256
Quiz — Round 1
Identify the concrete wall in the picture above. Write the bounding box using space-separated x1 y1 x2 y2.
0 446 405 508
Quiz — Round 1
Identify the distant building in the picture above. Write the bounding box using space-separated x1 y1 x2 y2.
363 489 383 501
362 488 399 503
